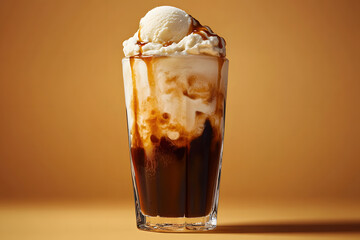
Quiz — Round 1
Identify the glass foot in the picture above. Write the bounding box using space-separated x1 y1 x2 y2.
136 212 217 232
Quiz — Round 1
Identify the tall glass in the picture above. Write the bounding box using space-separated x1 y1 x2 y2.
122 55 228 232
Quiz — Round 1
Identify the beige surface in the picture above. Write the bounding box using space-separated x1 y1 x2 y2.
0 200 360 240
1 3 359 239
0 0 359 204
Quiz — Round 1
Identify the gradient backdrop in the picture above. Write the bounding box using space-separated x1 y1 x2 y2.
0 0 359 204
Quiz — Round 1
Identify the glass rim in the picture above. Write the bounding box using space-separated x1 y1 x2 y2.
122 54 228 61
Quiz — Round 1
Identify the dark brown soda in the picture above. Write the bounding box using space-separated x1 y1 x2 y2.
131 119 222 218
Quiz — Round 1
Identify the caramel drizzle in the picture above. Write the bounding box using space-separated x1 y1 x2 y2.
134 15 225 56
215 57 225 138
142 57 159 143
136 41 147 55
130 56 160 149
137 27 147 55
190 16 226 50
130 57 142 148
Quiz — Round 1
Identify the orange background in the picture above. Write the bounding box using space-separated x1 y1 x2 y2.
0 0 359 204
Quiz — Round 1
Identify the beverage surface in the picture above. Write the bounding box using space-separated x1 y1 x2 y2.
123 6 226 57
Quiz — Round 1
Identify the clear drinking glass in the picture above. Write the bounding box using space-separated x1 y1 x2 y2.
122 55 228 232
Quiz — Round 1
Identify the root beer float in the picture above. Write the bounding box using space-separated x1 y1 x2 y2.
122 6 228 231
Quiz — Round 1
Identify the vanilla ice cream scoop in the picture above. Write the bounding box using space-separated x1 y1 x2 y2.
139 6 191 44
123 6 226 57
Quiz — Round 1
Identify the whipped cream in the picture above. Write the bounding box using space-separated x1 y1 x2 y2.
123 6 226 57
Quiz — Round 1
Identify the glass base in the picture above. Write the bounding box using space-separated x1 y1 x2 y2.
136 212 217 232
